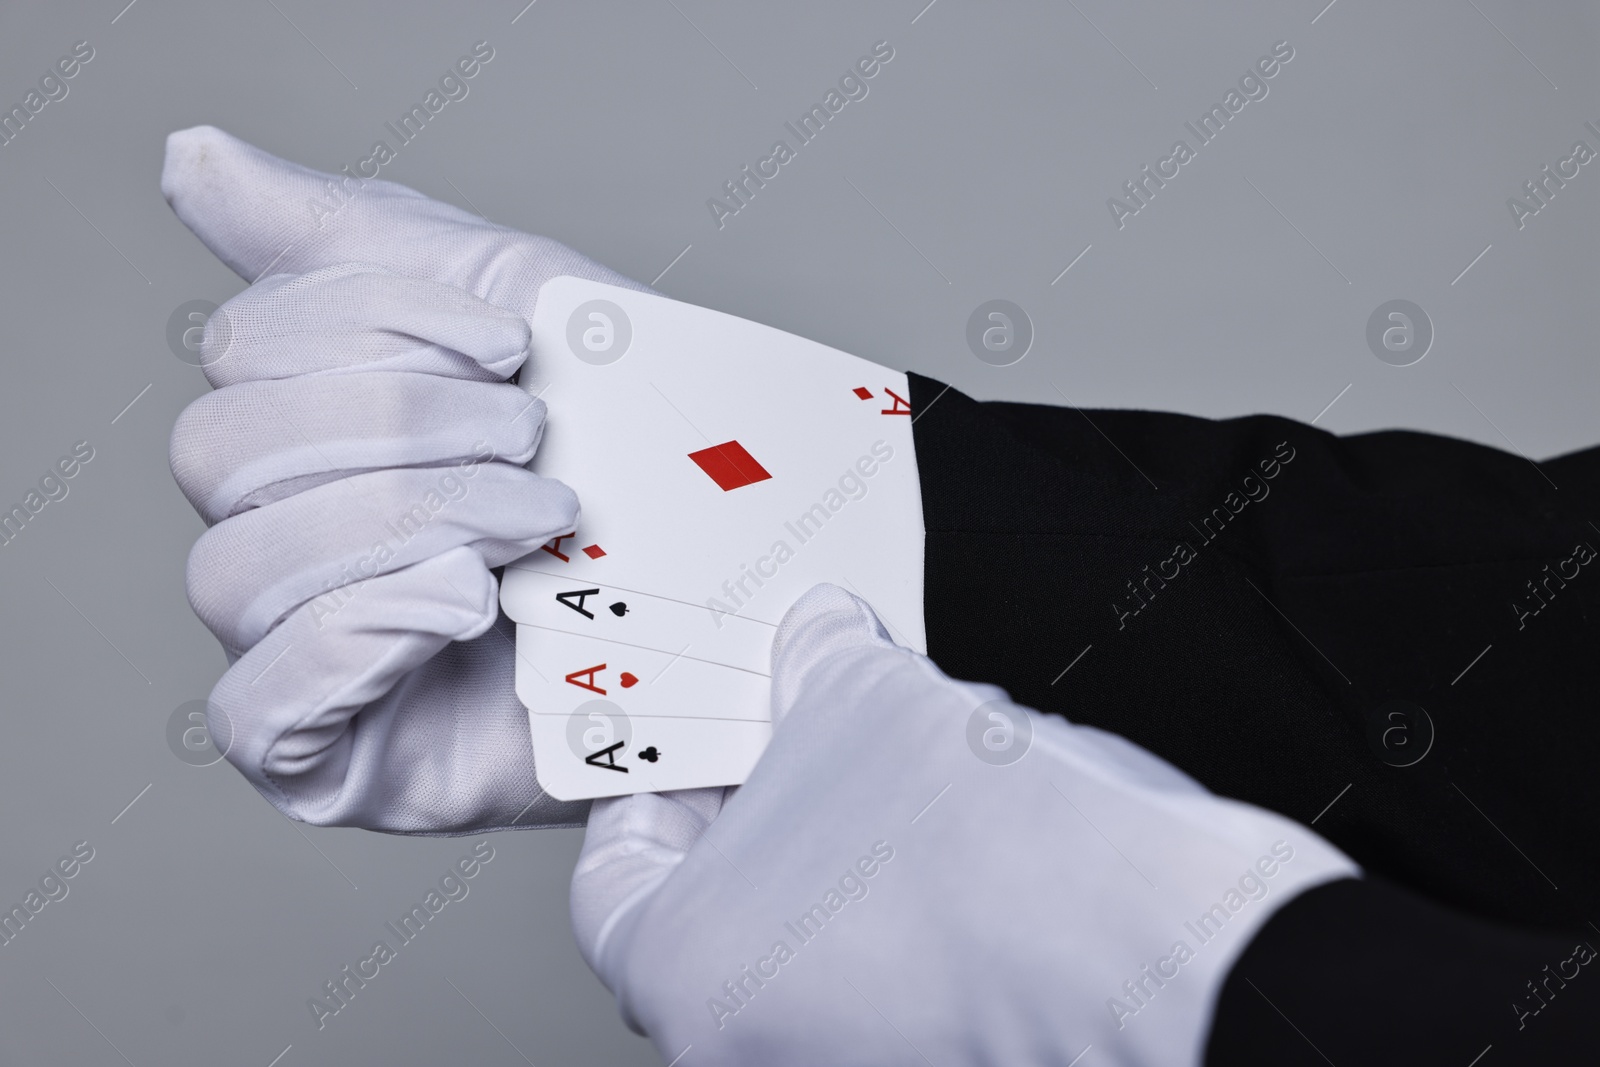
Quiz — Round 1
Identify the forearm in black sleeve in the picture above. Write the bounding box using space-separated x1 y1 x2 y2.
906 372 1600 930
1204 877 1598 1064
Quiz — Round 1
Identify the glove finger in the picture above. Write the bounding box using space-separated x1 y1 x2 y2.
770 587 1208 799
171 373 544 525
572 788 727 985
210 546 584 831
187 462 576 653
161 125 645 307
200 263 533 388
572 586 902 997
769 583 900 725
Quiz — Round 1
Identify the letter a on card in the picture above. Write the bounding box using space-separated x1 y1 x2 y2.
556 588 599 620
566 664 606 694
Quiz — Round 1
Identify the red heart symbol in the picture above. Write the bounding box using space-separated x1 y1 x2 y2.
620 672 639 688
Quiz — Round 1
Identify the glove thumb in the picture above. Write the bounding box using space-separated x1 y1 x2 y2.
769 583 899 724
570 586 897 996
160 125 642 308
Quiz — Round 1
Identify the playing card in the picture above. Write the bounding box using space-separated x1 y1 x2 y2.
504 276 925 644
505 276 926 798
501 568 776 674
528 703 772 801
517 625 771 722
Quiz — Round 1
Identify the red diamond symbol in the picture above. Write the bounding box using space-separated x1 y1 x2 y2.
853 386 873 400
582 544 606 559
688 441 772 492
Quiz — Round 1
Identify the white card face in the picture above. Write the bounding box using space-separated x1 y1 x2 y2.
503 276 925 644
528 704 773 801
505 276 927 798
516 625 770 722
501 568 776 674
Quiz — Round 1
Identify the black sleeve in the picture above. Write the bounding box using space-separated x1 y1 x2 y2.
1206 877 1599 1065
906 373 1600 932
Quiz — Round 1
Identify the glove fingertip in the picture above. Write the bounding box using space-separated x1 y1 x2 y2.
160 124 224 209
480 313 532 379
770 583 897 722
534 477 580 536
162 125 301 279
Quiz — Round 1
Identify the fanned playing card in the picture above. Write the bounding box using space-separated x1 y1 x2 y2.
502 277 924 800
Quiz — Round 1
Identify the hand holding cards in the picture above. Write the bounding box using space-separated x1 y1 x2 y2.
501 278 925 800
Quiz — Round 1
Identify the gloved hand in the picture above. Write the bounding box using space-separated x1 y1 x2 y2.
572 585 1361 1066
163 125 647 833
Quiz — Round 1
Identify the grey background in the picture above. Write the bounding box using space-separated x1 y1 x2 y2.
0 1 1593 1064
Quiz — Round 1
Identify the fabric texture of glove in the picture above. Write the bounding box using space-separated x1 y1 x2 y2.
163 125 647 834
572 584 1360 1066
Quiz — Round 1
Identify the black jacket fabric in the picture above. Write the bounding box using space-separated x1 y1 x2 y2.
1207 877 1598 1064
908 374 1599 1062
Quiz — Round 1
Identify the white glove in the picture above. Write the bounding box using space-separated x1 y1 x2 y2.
572 585 1360 1066
163 125 647 833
